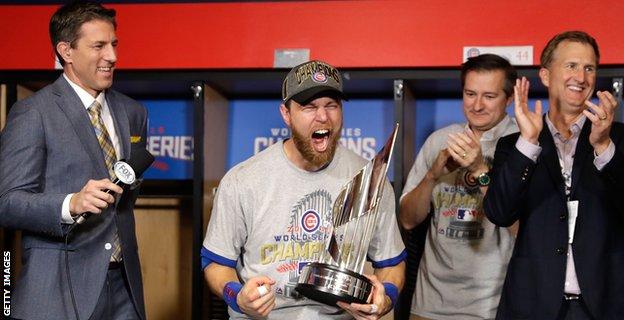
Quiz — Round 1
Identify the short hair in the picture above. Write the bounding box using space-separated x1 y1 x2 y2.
540 30 600 68
461 54 517 98
50 1 116 66
284 99 294 109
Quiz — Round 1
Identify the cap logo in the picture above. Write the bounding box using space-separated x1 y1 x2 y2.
312 72 328 83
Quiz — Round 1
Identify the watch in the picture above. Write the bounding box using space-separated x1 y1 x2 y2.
475 171 491 186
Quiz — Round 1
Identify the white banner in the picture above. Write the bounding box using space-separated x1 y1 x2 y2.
463 45 533 66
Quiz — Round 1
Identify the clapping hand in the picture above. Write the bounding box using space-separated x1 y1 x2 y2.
583 90 618 154
514 77 543 144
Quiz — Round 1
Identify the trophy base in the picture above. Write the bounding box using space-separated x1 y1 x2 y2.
296 262 373 307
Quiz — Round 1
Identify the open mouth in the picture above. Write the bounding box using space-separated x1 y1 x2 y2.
97 66 114 74
567 84 584 92
311 129 331 152
565 84 591 105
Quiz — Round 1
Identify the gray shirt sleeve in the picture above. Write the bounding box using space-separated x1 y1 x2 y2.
203 169 248 262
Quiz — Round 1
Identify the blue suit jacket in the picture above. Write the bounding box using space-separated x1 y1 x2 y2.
484 117 624 319
0 76 147 320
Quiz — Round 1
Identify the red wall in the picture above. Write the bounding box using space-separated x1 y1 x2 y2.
1 0 622 70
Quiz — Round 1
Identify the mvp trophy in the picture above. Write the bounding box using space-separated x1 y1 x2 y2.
296 124 398 306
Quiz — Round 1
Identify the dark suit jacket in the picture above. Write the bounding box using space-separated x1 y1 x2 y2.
484 117 624 319
0 76 147 320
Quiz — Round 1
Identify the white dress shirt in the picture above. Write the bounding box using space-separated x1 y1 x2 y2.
60 74 121 223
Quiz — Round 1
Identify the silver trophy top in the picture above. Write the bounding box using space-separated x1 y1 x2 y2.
323 124 399 272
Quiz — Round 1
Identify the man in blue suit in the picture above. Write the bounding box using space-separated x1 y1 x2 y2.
0 2 147 319
484 31 623 319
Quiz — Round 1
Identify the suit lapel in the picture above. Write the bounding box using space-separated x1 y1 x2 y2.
539 116 567 201
570 119 592 198
52 76 109 178
106 91 130 160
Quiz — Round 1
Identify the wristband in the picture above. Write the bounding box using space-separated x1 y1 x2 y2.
383 282 399 308
223 281 243 313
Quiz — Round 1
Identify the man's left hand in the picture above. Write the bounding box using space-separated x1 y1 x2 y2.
336 275 391 320
584 90 618 155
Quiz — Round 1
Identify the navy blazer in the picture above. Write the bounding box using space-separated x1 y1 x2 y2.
484 117 624 319
0 76 147 320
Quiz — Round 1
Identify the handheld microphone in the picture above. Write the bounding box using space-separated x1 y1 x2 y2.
74 148 155 225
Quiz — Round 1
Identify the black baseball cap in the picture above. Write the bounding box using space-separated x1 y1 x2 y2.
282 60 347 105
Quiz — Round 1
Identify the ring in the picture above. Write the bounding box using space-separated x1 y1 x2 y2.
369 304 378 314
461 152 467 159
257 285 268 297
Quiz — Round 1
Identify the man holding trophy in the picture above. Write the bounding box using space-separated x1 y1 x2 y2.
202 60 406 319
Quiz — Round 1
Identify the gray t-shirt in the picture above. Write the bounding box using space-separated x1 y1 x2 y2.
204 141 405 319
401 116 518 320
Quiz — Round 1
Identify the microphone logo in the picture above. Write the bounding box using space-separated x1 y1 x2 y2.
113 161 136 185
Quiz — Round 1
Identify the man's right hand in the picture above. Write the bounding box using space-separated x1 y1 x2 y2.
514 77 543 144
237 276 276 318
69 179 123 216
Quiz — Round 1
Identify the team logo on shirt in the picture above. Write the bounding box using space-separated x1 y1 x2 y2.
456 208 477 221
445 207 484 240
259 189 333 299
301 210 321 233
435 174 486 241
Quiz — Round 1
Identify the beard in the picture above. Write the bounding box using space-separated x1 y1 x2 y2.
291 125 341 170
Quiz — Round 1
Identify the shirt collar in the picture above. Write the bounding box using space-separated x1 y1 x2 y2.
63 73 106 110
545 112 586 139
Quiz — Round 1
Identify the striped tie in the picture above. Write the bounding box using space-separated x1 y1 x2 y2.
88 100 122 262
